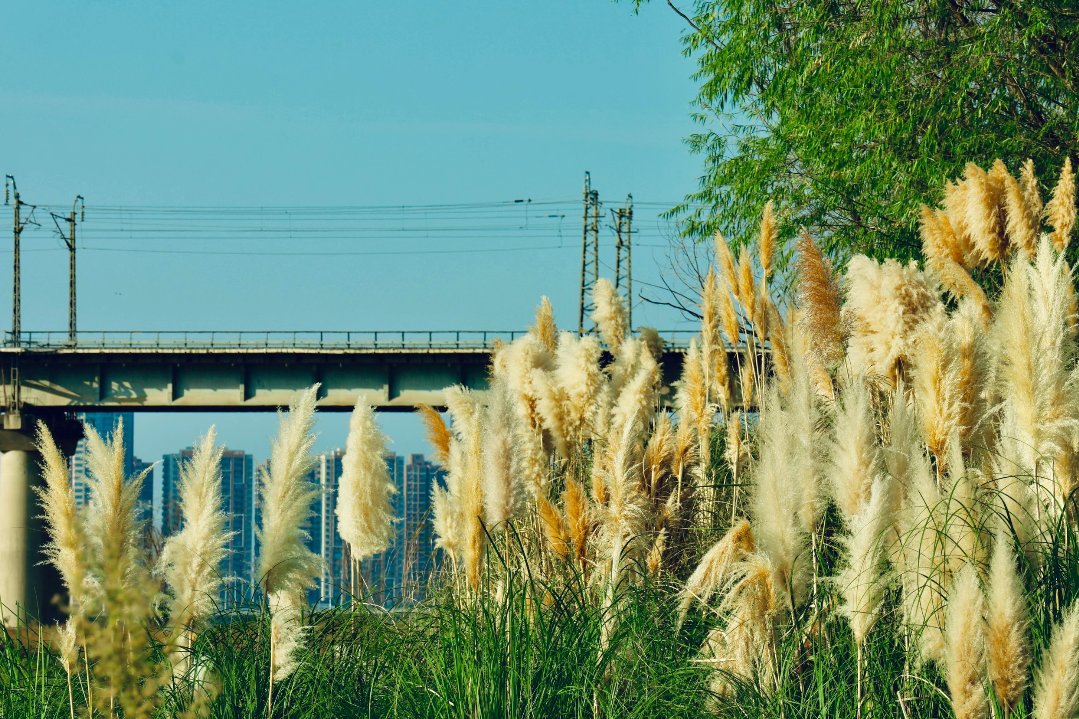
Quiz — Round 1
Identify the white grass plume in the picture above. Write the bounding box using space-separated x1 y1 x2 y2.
35 422 85 607
829 376 881 519
593 278 628 354
945 564 989 719
842 255 941 387
257 385 321 682
986 533 1030 714
35 423 86 716
159 428 232 675
482 381 519 526
1033 601 1079 719
677 519 754 627
838 477 891 646
336 401 396 562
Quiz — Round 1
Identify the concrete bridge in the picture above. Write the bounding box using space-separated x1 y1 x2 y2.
0 328 696 624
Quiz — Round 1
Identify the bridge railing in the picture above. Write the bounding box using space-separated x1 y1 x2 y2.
4 329 698 351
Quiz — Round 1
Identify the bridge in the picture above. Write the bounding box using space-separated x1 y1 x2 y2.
0 327 695 624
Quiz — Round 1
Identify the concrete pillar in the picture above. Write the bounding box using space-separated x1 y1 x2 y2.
0 418 77 627
0 449 38 626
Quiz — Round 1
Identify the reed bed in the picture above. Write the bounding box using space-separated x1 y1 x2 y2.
2 157 1078 718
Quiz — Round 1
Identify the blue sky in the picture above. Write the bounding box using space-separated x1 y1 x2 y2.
0 1 702 463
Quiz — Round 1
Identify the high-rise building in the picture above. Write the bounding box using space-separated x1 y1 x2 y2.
70 412 136 508
161 447 256 607
390 454 440 602
132 456 154 525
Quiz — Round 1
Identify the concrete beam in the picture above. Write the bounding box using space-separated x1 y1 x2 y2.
1 347 690 413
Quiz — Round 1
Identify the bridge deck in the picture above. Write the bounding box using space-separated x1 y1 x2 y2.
1 330 694 414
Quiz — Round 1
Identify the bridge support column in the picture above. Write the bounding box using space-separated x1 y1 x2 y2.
0 448 41 626
0 415 80 626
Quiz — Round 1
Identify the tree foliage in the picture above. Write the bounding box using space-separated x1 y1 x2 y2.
653 0 1079 265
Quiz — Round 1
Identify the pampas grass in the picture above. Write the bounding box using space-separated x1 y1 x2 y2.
256 385 321 713
336 401 396 564
986 534 1030 715
593 278 628 354
35 423 85 719
158 428 231 679
1033 602 1079 719
1046 157 1076 252
945 565 989 719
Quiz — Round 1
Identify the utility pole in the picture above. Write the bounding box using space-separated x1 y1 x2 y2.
52 196 84 345
577 172 601 335
613 194 633 332
4 177 36 349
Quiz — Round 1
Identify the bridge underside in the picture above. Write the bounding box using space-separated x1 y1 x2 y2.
1 346 691 415
2 348 502 414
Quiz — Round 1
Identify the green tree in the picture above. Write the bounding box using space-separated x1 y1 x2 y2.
651 0 1078 265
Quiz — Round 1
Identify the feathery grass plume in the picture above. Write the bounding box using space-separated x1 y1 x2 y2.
994 238 1078 508
537 495 569 560
700 267 731 412
715 231 739 297
752 387 813 607
943 178 979 266
677 519 754 627
921 206 967 267
920 208 994 319
256 385 321 688
964 162 1007 265
592 278 627 355
562 478 590 567
882 385 922 566
417 404 451 466
1000 161 1040 256
431 478 462 562
645 528 667 577
758 200 777 281
336 401 396 564
35 423 84 605
735 249 757 328
596 411 650 653
497 333 552 433
795 231 845 370
842 254 941 387
992 410 1044 565
1032 601 1079 719
986 534 1030 715
642 412 675 502
829 375 881 519
80 418 158 717
1021 159 1044 218
482 382 518 526
1046 157 1076 251
444 386 486 591
710 552 784 695
912 304 987 468
35 423 85 719
159 428 232 677
764 296 792 389
553 331 603 452
838 477 891 647
946 564 989 719
530 295 558 353
612 345 660 446
676 339 712 498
